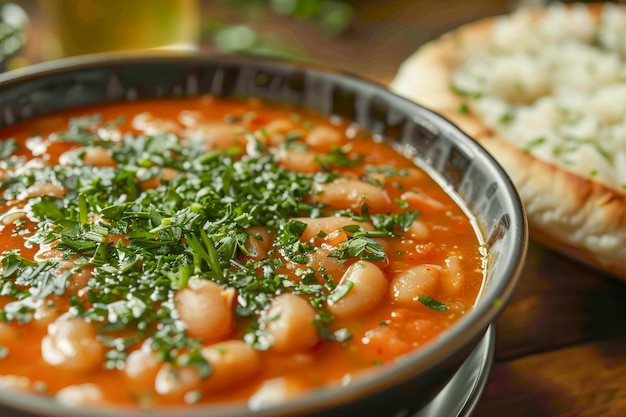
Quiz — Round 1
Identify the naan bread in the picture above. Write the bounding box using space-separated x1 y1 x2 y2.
390 3 626 279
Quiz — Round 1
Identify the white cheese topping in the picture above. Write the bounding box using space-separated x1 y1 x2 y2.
452 3 626 190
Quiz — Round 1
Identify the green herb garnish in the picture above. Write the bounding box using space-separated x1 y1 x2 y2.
417 295 448 311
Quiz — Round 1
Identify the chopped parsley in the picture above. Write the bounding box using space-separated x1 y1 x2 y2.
327 280 354 304
417 295 448 311
328 235 386 263
313 145 363 171
0 111 415 371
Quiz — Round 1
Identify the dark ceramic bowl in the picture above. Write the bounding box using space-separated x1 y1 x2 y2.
0 53 527 417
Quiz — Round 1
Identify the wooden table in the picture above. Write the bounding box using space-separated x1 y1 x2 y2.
13 0 626 415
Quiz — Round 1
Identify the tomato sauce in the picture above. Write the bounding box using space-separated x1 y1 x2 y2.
0 96 484 408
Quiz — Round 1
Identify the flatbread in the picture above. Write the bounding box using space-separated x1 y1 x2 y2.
390 3 626 280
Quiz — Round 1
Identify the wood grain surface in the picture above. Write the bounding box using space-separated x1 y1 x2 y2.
12 1 626 416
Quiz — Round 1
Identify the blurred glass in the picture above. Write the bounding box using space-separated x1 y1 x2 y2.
40 0 200 58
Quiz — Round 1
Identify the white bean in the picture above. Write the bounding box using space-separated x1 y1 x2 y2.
276 148 319 173
405 220 429 240
124 346 160 391
56 384 103 407
313 178 391 212
0 375 30 391
82 147 116 167
264 119 296 134
201 340 261 391
65 265 92 294
265 293 319 353
41 314 104 371
390 264 441 306
361 325 412 359
305 125 342 149
400 190 446 212
133 112 181 135
243 226 273 260
175 279 234 343
33 300 60 326
306 246 348 280
154 363 201 397
326 261 387 318
189 123 244 151
441 255 465 295
294 216 371 243
178 110 203 127
248 377 306 410
18 182 65 200
0 209 26 226
262 119 299 145
33 246 63 262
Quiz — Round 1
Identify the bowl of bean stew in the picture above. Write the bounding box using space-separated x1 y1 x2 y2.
0 54 527 417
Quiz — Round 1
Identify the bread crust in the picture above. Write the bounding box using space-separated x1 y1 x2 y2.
390 4 626 279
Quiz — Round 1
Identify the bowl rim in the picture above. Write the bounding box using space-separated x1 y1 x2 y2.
0 52 528 417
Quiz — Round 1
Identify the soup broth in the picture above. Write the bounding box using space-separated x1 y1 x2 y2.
0 96 484 408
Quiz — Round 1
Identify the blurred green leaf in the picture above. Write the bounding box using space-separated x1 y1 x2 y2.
214 24 258 51
292 0 321 19
320 1 353 36
205 0 354 61
270 0 298 15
